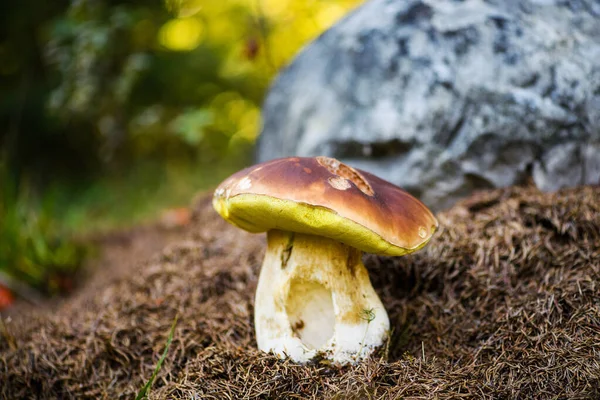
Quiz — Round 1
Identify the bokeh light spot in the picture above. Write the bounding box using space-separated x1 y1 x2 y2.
158 17 204 51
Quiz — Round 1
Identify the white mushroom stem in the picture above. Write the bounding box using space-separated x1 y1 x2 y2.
254 229 390 364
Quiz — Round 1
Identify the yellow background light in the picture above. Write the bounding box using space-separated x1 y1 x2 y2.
158 17 204 51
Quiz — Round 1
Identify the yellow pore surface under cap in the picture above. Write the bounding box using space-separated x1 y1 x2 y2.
213 193 435 257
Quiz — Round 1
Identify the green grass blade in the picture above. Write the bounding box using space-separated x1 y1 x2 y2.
135 315 178 400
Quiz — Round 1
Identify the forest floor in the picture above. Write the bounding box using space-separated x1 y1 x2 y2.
1 185 599 399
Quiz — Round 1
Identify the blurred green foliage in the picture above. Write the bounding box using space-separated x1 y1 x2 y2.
0 0 362 295
0 162 86 295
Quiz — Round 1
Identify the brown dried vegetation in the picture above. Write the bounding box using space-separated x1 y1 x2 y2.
1 185 599 399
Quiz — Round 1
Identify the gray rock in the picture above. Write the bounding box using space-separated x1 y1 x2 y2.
257 0 600 211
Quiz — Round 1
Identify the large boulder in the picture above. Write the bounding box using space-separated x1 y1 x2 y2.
257 0 600 210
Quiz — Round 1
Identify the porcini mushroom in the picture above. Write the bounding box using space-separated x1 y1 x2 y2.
212 156 437 364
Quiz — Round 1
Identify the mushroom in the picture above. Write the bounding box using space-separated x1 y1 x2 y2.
212 156 437 364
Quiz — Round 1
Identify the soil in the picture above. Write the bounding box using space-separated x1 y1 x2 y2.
3 216 189 317
1 185 599 399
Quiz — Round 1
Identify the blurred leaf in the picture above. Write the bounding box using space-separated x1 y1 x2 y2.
0 164 87 295
170 108 213 145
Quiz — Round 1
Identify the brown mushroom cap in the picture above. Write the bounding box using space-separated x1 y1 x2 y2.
213 156 438 256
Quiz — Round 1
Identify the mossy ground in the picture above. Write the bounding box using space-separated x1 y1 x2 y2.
1 185 599 399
